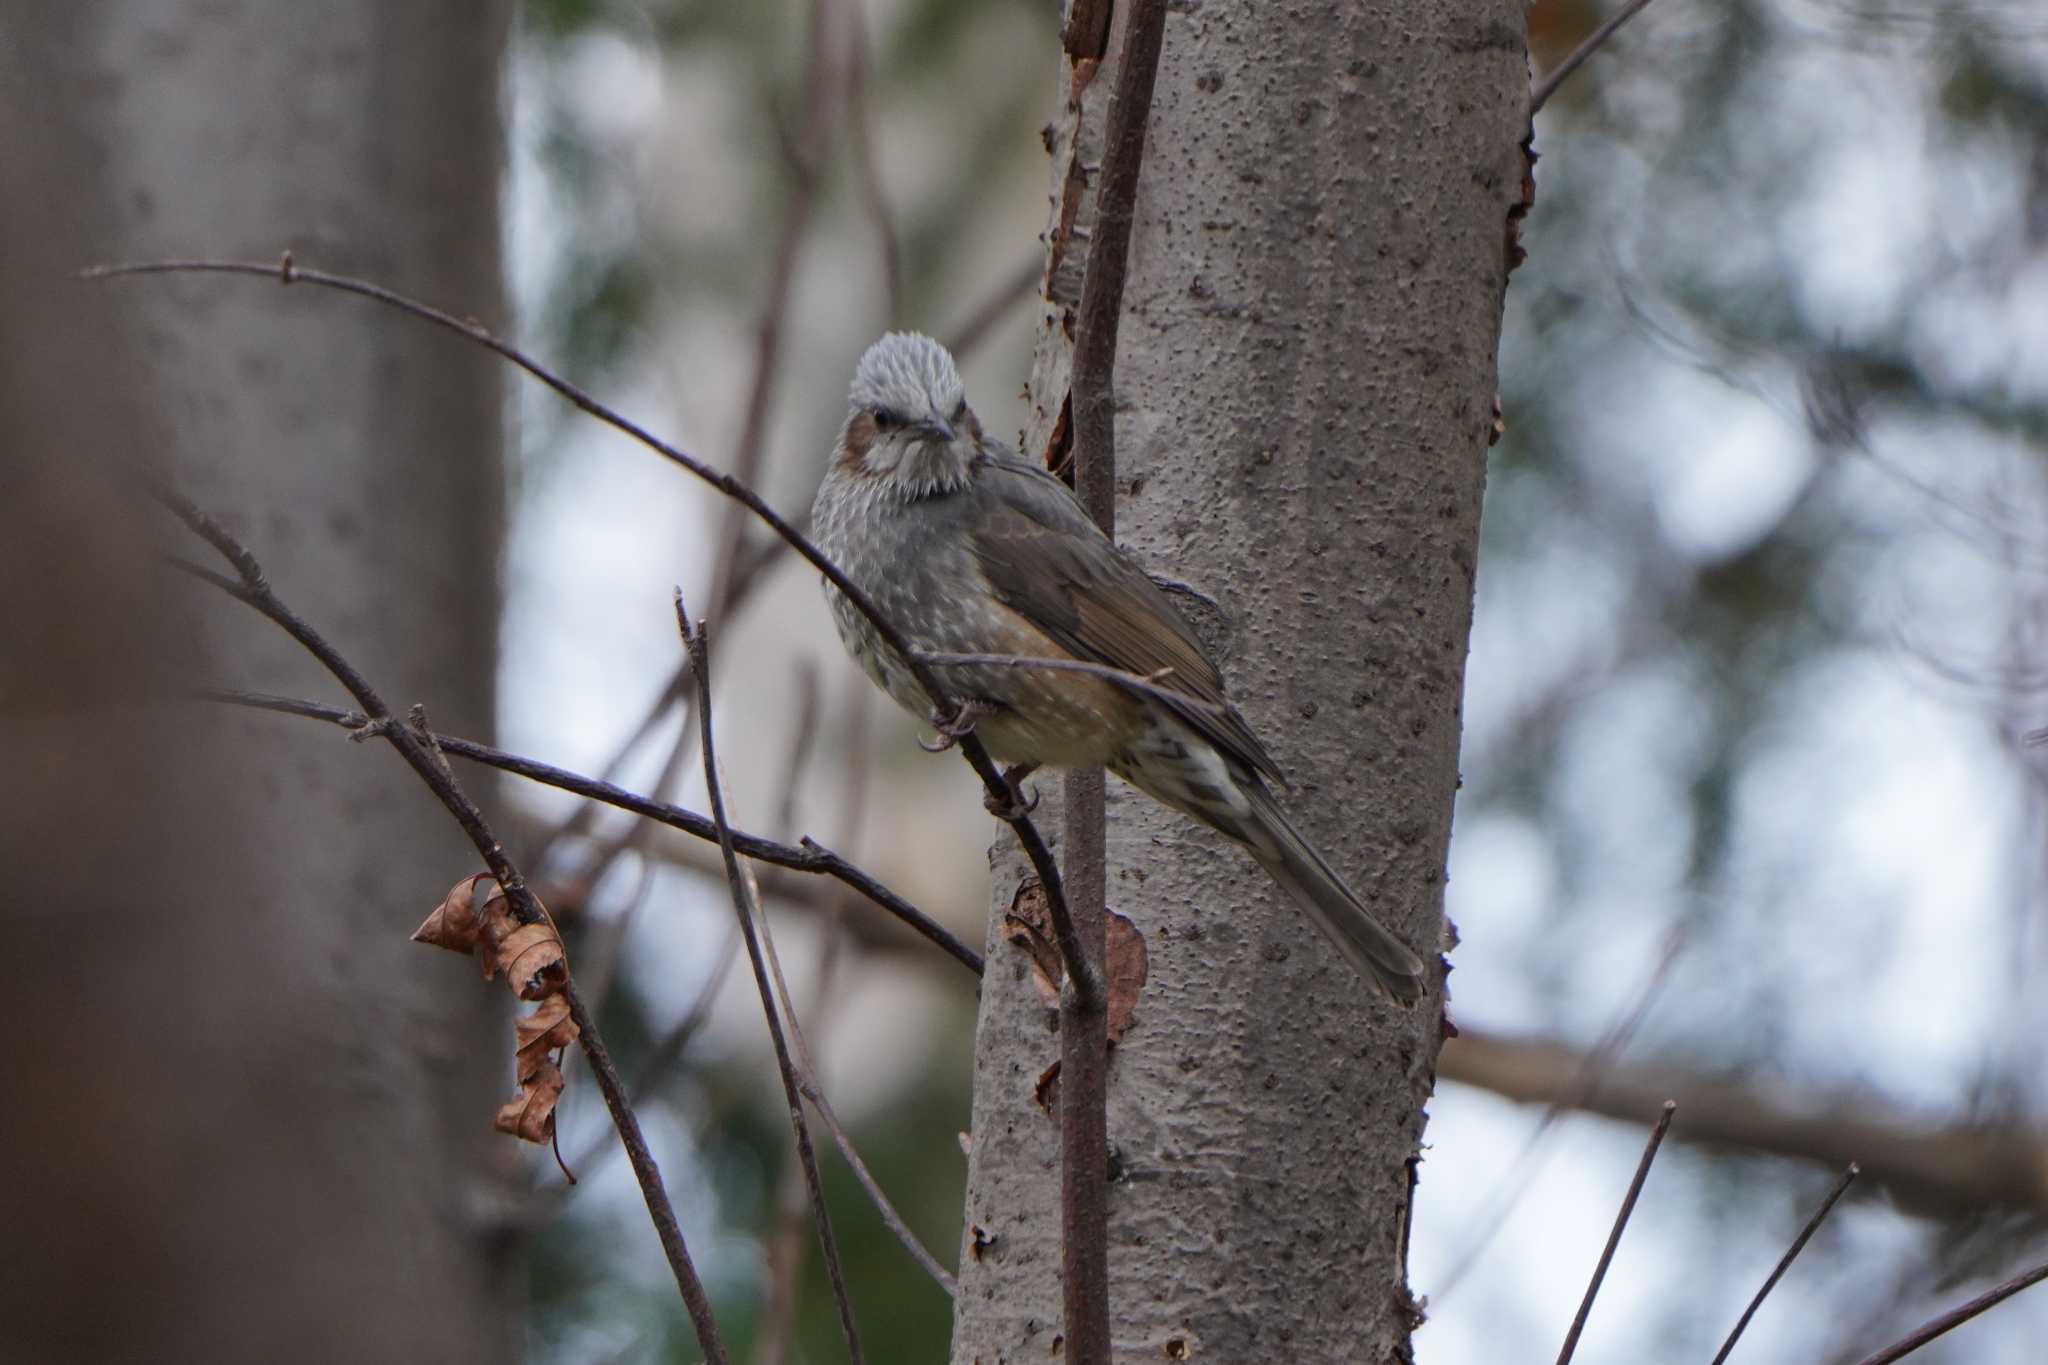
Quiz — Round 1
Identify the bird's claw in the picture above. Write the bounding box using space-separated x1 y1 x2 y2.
983 762 1041 820
920 698 999 753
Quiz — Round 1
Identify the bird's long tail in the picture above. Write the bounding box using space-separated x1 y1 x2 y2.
1233 781 1427 1005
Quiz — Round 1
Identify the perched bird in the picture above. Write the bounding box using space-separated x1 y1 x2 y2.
811 332 1426 1004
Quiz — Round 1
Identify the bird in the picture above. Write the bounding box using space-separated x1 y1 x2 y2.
810 332 1426 1004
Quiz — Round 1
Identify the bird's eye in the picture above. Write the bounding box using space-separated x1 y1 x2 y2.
873 408 901 431
951 400 968 422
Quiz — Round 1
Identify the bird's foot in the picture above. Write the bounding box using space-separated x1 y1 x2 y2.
920 698 1000 753
983 762 1041 819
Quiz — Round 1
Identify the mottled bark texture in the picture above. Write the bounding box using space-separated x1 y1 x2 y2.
951 3 1524 1360
0 5 516 1362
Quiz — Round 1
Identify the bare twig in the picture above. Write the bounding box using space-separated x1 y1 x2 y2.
745 755 958 1299
1434 922 1687 1300
840 0 903 327
202 686 984 976
157 492 727 1363
1709 1164 1859 1365
1555 1100 1676 1365
916 650 1225 717
1054 2 1169 1359
1847 1257 2048 1365
1529 0 1660 116
88 252 1092 1009
942 254 1042 362
678 592 865 1365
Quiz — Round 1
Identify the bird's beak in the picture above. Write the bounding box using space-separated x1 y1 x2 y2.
915 416 957 444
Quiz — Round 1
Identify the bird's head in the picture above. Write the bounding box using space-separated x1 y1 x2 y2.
835 332 983 499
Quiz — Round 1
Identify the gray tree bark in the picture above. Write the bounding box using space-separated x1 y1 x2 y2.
952 3 1525 1360
1 5 517 1362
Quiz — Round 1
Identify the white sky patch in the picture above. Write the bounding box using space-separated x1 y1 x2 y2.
1647 370 1813 563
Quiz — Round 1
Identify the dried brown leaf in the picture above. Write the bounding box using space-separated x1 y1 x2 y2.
493 997 580 1145
412 871 494 953
495 1056 567 1143
1001 879 1149 1042
1001 879 1063 1009
1104 908 1148 1045
417 873 576 1144
1035 1060 1062 1111
489 920 568 1001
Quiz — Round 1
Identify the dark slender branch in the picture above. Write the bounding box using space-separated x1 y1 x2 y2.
1555 1101 1676 1365
1709 1164 1858 1365
88 252 1085 1007
679 592 865 1365
742 770 957 1298
942 254 1042 362
202 686 984 976
1055 4 1169 1361
562 926 742 1184
157 492 727 1363
1529 0 1659 115
1847 1258 2048 1365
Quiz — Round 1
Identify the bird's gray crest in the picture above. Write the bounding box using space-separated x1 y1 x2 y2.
848 331 965 420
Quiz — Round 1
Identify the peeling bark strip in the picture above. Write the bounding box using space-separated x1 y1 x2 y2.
952 3 1526 1361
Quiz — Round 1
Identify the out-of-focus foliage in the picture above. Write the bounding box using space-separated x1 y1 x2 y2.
509 1 2048 1361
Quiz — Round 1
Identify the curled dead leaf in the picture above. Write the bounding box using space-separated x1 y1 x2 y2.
416 873 575 1146
1000 878 1149 1044
1002 879 1063 1009
495 1056 566 1143
415 873 567 1001
494 995 581 1145
412 871 493 954
1102 908 1147 1045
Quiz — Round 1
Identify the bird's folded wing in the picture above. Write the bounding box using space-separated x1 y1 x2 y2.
966 454 1285 786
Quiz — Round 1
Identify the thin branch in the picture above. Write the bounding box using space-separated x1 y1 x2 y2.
679 592 865 1365
941 254 1042 362
798 1076 957 1295
744 759 958 1299
840 0 903 327
1709 1164 1859 1365
1529 0 1659 116
204 687 982 976
1434 922 1687 1300
157 492 727 1364
1847 1257 2048 1365
1555 1100 1675 1365
1056 3 1169 1361
916 651 1226 717
87 251 1091 1008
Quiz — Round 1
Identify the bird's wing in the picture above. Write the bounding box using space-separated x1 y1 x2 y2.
965 452 1286 786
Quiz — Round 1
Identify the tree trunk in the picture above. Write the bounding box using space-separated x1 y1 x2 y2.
951 4 1524 1359
0 5 517 1362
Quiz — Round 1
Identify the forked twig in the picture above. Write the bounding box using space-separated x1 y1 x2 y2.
202 687 983 975
1555 1100 1676 1365
157 491 727 1363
